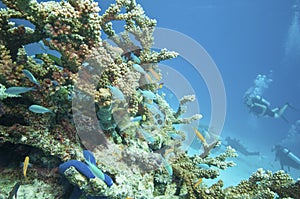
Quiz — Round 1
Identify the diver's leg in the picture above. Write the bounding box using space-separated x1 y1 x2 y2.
273 103 289 118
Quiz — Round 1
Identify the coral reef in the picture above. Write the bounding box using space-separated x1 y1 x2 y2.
0 0 299 198
224 168 300 199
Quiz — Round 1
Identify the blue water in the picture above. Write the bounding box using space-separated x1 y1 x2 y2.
1 0 299 187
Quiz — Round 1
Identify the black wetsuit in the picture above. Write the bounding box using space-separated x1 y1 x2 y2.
250 96 274 117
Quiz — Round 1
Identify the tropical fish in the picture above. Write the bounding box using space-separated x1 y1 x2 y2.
4 86 36 95
164 148 174 157
130 116 142 122
158 82 164 89
23 156 29 177
194 178 203 188
168 132 182 140
22 69 40 87
35 53 62 66
29 104 52 114
130 52 141 64
148 67 161 81
160 155 173 176
132 64 146 75
107 86 125 100
140 129 155 144
83 150 105 181
139 89 157 101
193 127 207 144
198 163 210 170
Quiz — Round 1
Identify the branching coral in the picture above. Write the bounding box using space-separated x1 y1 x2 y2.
224 168 300 198
169 146 237 199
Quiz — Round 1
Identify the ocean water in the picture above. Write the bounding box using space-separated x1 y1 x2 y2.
0 0 300 198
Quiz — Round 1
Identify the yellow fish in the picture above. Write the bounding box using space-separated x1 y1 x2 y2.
158 82 164 89
148 68 161 81
23 156 29 177
194 178 203 188
193 128 207 144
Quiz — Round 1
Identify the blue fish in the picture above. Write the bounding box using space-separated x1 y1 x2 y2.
22 69 40 87
139 89 157 101
132 64 146 75
5 86 36 95
140 129 155 144
83 150 105 181
130 116 142 122
161 155 173 176
130 53 141 64
168 132 182 140
29 104 52 114
107 86 125 100
59 151 113 188
59 160 95 179
198 163 210 170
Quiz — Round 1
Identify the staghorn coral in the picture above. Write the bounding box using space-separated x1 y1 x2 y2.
168 146 237 199
224 168 300 199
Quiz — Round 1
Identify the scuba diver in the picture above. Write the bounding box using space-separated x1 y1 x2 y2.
244 94 291 122
224 136 260 156
272 145 300 171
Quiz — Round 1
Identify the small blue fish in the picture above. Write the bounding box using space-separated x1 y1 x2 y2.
59 160 95 179
130 116 142 122
22 69 40 87
139 89 157 101
132 64 146 75
161 155 173 176
107 86 125 100
130 52 141 64
83 150 105 181
168 132 182 140
29 105 52 114
198 163 210 170
140 129 155 144
5 86 36 95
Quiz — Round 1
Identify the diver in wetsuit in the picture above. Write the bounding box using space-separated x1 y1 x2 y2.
272 145 300 171
244 95 290 122
224 137 260 156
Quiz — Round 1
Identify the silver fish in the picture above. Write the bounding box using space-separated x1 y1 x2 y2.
5 86 36 95
29 105 52 114
22 69 40 87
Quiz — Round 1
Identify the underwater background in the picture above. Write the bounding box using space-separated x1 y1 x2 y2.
0 0 299 198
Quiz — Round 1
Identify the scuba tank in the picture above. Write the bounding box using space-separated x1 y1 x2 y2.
282 148 300 165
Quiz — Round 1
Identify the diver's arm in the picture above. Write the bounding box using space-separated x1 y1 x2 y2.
253 103 267 116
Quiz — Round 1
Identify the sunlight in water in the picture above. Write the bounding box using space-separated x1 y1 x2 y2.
284 2 300 61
